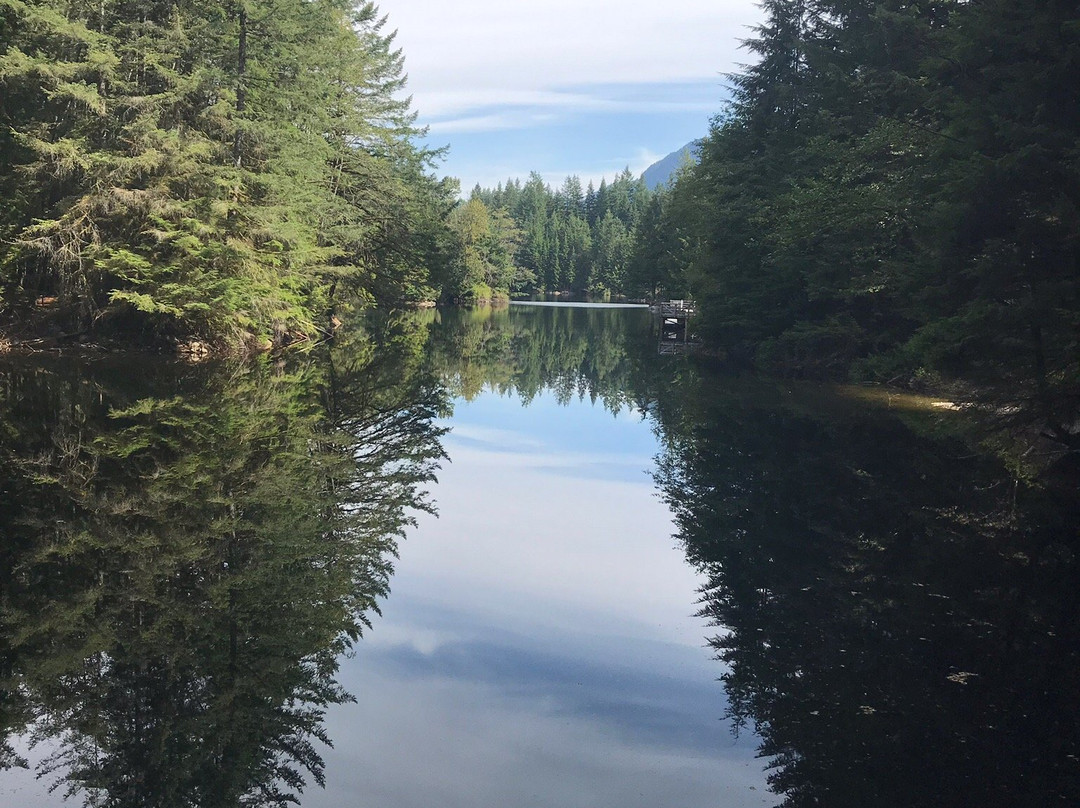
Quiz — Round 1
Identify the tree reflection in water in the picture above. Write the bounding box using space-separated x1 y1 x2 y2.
420 303 1080 805
0 317 446 806
420 303 660 411
399 303 1080 806
3 304 1077 806
653 377 1080 807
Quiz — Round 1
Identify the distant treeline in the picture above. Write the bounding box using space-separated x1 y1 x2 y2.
462 169 666 299
641 0 1078 441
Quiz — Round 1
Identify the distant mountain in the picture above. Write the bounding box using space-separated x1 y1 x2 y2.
641 140 702 190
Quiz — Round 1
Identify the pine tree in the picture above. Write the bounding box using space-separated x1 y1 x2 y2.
0 0 445 351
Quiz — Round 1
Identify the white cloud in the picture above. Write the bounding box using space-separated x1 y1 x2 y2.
419 87 723 124
383 0 759 121
378 2 760 188
416 88 604 120
425 92 721 134
426 110 559 135
504 147 666 193
629 146 667 174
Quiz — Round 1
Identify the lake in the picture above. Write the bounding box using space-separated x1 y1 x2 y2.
1 303 1077 807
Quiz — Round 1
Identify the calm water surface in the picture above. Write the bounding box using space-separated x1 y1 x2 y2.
1 304 1077 807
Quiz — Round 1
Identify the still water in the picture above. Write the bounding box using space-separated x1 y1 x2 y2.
1 303 1077 807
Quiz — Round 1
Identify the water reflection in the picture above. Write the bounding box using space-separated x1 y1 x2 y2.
306 386 768 808
652 376 1080 806
293 304 772 807
420 303 1080 804
422 303 663 410
0 320 446 805
4 303 1075 806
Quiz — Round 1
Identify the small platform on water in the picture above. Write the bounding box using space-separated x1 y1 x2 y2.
651 300 699 353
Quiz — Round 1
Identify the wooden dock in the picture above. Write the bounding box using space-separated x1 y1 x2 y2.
651 300 697 318
651 300 697 352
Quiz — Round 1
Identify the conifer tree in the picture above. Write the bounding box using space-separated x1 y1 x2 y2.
632 0 1079 437
0 0 448 350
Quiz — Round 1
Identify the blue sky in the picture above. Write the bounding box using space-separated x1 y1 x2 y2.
384 0 764 192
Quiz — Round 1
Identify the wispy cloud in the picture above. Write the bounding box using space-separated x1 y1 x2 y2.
418 89 605 120
420 86 724 123
381 1 760 189
393 0 756 109
427 111 561 135
388 0 756 119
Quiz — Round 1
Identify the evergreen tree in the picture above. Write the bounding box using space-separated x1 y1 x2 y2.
635 0 1079 439
445 197 521 301
559 175 585 218
467 169 653 297
0 0 448 351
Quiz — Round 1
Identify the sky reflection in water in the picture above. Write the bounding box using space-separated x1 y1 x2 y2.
306 390 773 808
0 313 774 808
7 305 1077 806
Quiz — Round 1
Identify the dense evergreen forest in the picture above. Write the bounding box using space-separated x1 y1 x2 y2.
463 169 655 299
469 1 1079 444
640 0 1080 443
0 0 464 351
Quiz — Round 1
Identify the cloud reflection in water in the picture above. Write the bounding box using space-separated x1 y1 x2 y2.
306 390 775 808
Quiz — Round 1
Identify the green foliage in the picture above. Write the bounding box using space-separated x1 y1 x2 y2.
652 369 1080 807
419 303 660 411
642 0 1080 439
0 0 451 351
0 318 446 800
444 197 519 301
471 169 652 296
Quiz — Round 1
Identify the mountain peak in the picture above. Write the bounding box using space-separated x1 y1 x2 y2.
641 140 702 190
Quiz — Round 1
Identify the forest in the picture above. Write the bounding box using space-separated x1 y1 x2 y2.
1 0 1077 441
463 169 654 300
0 0 465 351
636 0 1080 443
467 1 1079 444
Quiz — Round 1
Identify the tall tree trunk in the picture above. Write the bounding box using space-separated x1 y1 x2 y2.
97 0 107 97
234 4 247 168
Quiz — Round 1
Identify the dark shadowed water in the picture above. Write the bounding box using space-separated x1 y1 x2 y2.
1 303 1077 807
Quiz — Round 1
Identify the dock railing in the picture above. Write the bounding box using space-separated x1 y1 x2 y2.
655 300 696 317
